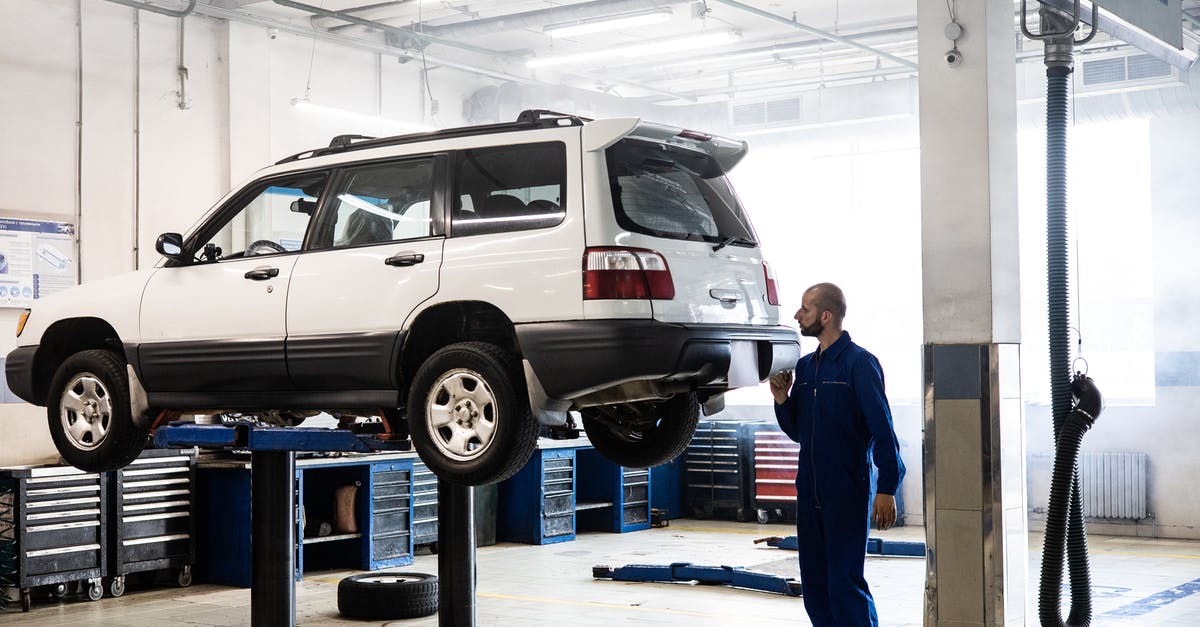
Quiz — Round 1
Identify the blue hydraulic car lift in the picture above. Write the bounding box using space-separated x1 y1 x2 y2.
154 421 479 627
593 563 802 597
757 535 927 557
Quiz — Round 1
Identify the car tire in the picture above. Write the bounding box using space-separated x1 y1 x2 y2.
337 572 438 620
407 342 538 486
46 349 148 472
581 393 700 468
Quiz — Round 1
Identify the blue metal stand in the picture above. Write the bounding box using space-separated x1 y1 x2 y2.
593 563 802 597
155 422 411 627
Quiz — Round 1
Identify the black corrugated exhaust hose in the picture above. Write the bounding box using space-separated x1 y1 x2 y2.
1039 374 1102 627
1044 67 1091 617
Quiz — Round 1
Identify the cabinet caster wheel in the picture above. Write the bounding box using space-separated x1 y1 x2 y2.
87 580 103 602
177 565 193 587
49 582 68 599
20 588 32 612
756 508 770 525
109 576 126 598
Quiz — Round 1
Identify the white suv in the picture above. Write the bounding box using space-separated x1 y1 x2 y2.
6 110 799 485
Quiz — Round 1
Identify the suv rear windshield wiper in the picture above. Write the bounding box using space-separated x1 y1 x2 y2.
712 236 756 252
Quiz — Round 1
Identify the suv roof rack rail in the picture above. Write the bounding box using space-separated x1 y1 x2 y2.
275 109 590 165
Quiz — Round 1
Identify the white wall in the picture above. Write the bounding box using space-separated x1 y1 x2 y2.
0 1 488 466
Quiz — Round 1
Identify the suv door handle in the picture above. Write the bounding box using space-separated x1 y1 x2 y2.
385 252 425 267
244 266 279 281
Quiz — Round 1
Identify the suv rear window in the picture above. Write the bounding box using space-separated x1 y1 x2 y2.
605 138 757 247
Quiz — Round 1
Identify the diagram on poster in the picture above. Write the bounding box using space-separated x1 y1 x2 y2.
0 218 77 307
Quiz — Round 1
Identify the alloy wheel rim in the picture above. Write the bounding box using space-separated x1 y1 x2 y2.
59 372 113 450
425 368 498 462
358 574 428 585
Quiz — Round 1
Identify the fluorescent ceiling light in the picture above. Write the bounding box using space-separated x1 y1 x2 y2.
292 99 434 132
528 31 740 68
545 9 673 38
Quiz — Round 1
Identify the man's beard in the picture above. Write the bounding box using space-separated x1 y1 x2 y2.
800 320 824 337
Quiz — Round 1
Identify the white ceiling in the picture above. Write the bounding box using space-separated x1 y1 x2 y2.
194 0 1198 105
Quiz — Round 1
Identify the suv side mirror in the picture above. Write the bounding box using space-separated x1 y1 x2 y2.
156 232 187 262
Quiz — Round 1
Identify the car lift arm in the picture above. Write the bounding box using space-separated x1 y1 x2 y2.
592 562 802 597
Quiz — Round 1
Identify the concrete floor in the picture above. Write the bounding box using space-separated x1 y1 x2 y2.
3 519 1199 626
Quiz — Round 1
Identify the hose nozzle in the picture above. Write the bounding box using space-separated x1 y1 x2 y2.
1070 373 1102 425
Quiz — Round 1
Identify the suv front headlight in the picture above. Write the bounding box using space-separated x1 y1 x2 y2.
16 308 29 337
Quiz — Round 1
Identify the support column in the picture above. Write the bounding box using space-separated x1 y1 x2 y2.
251 450 297 627
438 480 476 627
918 0 1026 625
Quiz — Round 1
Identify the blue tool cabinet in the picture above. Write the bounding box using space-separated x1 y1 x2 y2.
410 460 439 549
575 449 651 533
497 447 577 545
194 454 414 587
649 456 686 520
685 420 757 521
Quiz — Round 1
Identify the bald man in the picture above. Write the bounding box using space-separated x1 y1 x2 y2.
769 283 905 627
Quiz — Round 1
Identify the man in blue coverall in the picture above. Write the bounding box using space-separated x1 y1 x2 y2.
769 283 905 627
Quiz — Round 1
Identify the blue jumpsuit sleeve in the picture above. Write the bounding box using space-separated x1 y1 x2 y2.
773 373 802 443
853 354 905 495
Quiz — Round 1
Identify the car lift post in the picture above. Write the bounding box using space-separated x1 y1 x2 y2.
438 480 475 627
155 422 415 627
251 449 296 626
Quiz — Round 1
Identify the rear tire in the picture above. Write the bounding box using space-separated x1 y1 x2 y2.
581 393 700 468
46 349 148 472
407 342 538 486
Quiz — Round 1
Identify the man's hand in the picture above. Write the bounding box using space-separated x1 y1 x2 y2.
872 494 897 531
769 370 793 405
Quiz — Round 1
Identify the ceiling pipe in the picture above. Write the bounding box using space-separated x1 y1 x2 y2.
655 66 918 101
609 26 917 78
271 0 512 58
710 0 917 70
417 0 690 40
193 2 691 101
193 3 541 85
100 0 195 18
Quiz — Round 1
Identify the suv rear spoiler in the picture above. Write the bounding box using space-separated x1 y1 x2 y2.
582 118 749 174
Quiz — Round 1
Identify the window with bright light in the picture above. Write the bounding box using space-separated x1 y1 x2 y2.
1018 118 1155 404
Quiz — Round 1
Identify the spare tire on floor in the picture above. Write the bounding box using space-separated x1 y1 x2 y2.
337 572 438 620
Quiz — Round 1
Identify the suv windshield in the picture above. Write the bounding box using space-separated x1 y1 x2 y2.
605 138 757 246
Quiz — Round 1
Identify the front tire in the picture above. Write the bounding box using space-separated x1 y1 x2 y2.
46 349 148 472
407 342 537 486
581 393 700 468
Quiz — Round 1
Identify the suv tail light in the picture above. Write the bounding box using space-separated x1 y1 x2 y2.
763 261 780 306
583 247 675 300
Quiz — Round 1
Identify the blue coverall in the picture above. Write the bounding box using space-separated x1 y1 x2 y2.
774 331 905 627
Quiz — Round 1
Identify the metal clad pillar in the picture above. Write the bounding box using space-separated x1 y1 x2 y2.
918 0 1026 625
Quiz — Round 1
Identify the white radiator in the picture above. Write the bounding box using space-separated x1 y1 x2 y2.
1079 452 1149 521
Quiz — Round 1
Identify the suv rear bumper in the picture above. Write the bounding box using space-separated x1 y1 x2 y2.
515 320 800 400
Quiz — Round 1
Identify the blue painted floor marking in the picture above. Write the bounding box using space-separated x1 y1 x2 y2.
1102 577 1200 618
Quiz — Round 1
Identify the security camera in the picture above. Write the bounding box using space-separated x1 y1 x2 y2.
945 48 962 66
268 28 279 40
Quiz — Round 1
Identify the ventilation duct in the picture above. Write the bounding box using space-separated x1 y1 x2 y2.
1018 51 1200 126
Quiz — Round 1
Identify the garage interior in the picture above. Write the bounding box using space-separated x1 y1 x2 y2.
2 0 1200 625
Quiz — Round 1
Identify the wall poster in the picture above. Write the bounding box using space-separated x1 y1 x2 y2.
0 218 78 308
